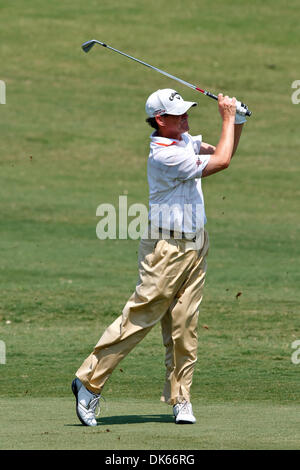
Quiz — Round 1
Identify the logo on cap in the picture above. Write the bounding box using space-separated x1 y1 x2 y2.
169 91 181 102
154 108 166 116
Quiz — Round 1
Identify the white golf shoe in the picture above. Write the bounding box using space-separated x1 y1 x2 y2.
71 378 100 426
173 401 196 424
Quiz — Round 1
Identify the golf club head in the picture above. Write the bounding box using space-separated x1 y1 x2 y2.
81 40 97 53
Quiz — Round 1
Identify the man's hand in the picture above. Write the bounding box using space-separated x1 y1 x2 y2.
218 93 237 122
219 93 247 125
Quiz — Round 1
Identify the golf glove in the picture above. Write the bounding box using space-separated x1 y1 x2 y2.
234 110 247 124
235 112 247 124
235 99 248 123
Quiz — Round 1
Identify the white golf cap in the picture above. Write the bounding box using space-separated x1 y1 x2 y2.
145 88 197 117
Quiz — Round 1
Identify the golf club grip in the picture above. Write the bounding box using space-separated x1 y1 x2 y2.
205 91 218 100
205 91 252 116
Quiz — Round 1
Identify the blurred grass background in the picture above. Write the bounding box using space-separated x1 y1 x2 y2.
0 0 299 449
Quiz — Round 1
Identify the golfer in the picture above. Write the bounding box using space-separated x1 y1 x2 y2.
72 89 246 425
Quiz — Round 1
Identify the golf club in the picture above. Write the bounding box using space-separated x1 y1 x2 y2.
81 39 252 117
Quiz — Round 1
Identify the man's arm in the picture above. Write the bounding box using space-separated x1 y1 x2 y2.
200 121 244 158
201 94 244 178
231 123 244 157
199 142 216 155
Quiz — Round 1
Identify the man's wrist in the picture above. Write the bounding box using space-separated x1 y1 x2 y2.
222 116 235 126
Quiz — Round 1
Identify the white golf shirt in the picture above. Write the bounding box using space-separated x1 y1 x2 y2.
147 131 211 236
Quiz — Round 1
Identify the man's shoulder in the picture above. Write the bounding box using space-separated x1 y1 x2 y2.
184 132 202 141
149 135 182 161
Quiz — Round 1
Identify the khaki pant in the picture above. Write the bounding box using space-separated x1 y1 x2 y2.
76 230 209 405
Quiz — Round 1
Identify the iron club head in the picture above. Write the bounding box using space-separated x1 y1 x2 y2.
81 39 107 53
81 40 97 53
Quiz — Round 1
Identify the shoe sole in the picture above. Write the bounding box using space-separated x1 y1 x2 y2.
175 419 196 424
175 415 196 424
71 378 90 427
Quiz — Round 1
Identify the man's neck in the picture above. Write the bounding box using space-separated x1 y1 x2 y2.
157 129 182 141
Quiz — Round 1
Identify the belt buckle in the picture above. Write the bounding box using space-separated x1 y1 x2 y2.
182 233 196 242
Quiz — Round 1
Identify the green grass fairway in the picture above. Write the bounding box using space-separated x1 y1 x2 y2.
1 398 299 450
1 0 300 450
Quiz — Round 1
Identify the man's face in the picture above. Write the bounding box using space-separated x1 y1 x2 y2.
158 112 189 139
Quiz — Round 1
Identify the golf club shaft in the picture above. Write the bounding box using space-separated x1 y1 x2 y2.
82 39 252 117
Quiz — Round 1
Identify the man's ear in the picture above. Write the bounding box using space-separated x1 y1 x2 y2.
155 114 166 128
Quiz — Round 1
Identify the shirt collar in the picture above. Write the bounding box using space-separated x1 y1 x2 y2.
150 131 188 147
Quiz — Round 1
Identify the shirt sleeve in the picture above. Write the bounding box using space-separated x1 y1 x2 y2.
191 134 202 154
